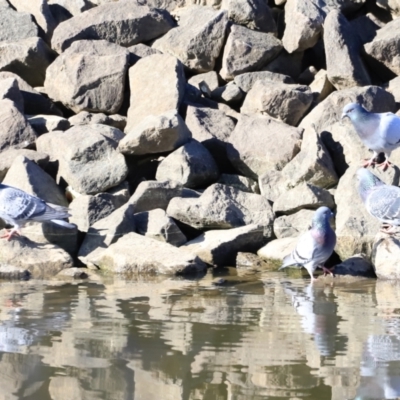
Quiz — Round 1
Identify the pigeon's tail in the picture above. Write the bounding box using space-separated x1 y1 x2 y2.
51 219 75 229
279 253 294 270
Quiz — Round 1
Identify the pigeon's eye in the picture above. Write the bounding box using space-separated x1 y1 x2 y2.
347 108 353 113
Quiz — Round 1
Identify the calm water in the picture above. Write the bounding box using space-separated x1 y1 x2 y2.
0 268 399 400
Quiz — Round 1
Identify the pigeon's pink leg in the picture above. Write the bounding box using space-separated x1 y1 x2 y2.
376 159 393 171
0 229 21 241
361 157 377 168
321 266 335 277
380 224 398 234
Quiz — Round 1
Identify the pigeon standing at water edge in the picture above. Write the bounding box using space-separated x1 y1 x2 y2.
356 168 400 234
0 183 75 240
341 103 400 170
280 207 336 281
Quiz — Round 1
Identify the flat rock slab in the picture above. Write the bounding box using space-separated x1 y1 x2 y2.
45 40 129 114
0 235 73 278
88 232 207 275
182 224 264 267
257 237 298 261
51 1 175 53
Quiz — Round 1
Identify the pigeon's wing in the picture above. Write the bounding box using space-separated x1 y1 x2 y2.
0 186 48 221
378 113 400 147
367 185 400 223
280 232 318 269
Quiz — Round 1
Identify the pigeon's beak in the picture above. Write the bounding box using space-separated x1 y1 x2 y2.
341 112 348 120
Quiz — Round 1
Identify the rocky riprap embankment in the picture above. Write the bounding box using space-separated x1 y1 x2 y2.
0 0 399 279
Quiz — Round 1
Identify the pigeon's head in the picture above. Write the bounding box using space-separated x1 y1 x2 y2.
356 168 384 199
312 206 334 227
341 103 366 121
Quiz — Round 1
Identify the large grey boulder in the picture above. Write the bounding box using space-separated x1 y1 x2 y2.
220 24 282 80
78 203 136 266
167 183 274 237
87 232 207 275
36 125 127 194
156 140 219 188
0 99 37 151
324 10 371 90
234 71 294 93
182 224 264 267
119 110 191 155
128 180 183 213
134 208 187 246
226 114 302 179
0 236 73 278
309 69 335 104
364 18 400 76
0 149 49 182
372 232 400 279
51 1 175 53
274 209 315 238
0 37 55 87
0 6 38 43
220 0 277 33
241 81 313 126
45 40 129 114
153 6 228 73
217 173 259 193
125 54 186 131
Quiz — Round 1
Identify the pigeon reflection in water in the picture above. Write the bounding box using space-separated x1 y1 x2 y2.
282 282 342 357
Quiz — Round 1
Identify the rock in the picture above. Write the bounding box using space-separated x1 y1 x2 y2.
129 180 183 213
51 1 175 53
335 166 381 261
156 140 219 188
0 72 62 116
2 155 68 206
211 82 244 104
127 43 162 64
188 71 219 92
350 13 381 45
0 37 55 87
236 252 269 271
274 209 315 238
324 10 371 90
36 125 127 194
220 24 282 80
226 114 302 179
27 115 70 134
220 0 276 33
69 111 126 131
78 203 136 265
262 49 304 80
56 267 88 279
152 6 228 73
217 173 259 193
182 224 264 267
385 76 400 105
282 0 325 53
0 264 30 280
372 232 400 279
87 232 207 275
0 78 24 112
184 105 235 172
119 110 191 156
334 254 375 277
45 40 129 114
48 0 92 18
258 169 283 202
0 99 37 151
69 193 123 232
0 235 73 278
376 0 400 17
125 54 186 131
233 71 294 93
0 6 38 43
0 149 49 182
257 237 298 261
7 0 57 42
273 182 335 215
297 66 318 85
241 81 313 126
364 17 400 76
167 183 274 237
309 69 335 104
134 208 186 246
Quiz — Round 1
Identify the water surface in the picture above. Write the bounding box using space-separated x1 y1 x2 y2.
0 269 398 400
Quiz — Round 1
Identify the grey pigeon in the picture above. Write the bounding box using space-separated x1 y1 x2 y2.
341 102 400 170
0 183 75 240
280 207 336 281
357 168 400 234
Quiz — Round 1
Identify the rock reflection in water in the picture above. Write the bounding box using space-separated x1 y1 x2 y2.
0 275 399 398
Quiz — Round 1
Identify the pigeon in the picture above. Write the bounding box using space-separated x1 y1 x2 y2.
279 207 336 281
356 168 400 234
0 183 75 240
341 102 400 171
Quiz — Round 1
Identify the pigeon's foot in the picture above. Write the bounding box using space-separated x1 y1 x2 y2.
380 224 398 234
321 266 335 277
376 159 393 171
361 158 377 168
0 229 21 241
